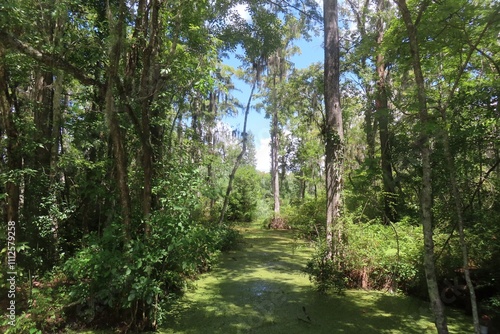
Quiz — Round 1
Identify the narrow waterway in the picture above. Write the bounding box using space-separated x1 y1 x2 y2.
160 222 473 334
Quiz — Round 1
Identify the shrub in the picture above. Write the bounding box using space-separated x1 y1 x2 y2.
35 160 243 332
304 214 426 295
305 244 347 294
341 216 425 292
226 166 261 222
284 195 326 239
61 217 238 331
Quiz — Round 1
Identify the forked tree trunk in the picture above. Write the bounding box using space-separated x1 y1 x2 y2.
324 0 344 260
394 1 448 332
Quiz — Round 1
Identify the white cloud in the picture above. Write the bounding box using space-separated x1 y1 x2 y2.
255 137 271 172
234 4 251 21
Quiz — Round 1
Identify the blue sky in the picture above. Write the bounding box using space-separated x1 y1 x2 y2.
222 35 324 172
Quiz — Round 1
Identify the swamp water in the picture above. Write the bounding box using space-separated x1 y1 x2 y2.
158 222 474 334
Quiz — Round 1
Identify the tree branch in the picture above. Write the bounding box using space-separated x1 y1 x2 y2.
435 158 500 261
474 46 500 76
442 15 495 112
266 0 322 24
0 30 101 88
415 0 431 27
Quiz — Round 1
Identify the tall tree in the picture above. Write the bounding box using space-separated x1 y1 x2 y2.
431 3 498 331
105 0 132 238
324 0 344 259
218 68 258 225
264 18 301 222
270 51 282 219
344 0 399 223
375 0 398 223
393 0 448 332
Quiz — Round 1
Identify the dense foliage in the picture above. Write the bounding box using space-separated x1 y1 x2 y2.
0 0 499 332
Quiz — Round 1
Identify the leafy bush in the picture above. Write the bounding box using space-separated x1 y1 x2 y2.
284 195 326 239
305 244 347 294
0 270 69 334
61 217 238 331
37 161 242 331
302 212 426 295
341 216 425 292
1 313 42 334
227 166 261 222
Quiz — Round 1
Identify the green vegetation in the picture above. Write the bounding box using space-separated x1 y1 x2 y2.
160 222 474 333
1 0 499 333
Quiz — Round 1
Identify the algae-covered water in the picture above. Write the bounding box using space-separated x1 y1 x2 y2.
157 222 474 334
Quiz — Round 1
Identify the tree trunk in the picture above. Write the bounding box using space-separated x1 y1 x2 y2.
324 0 344 260
50 71 64 182
218 79 256 225
49 0 66 183
394 1 448 332
434 17 495 333
138 0 160 234
271 97 280 218
49 71 64 255
34 70 54 172
346 0 375 164
206 91 218 212
440 126 481 333
375 0 397 224
0 43 21 224
364 93 376 163
106 0 132 238
300 171 306 201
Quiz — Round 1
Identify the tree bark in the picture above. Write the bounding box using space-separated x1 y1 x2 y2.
394 1 448 332
324 0 344 260
271 78 281 218
440 126 481 333
34 70 54 173
0 43 21 224
375 0 397 224
50 71 64 182
106 0 132 238
137 0 160 234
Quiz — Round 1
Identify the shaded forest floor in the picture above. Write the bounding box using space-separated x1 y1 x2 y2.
148 221 474 334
